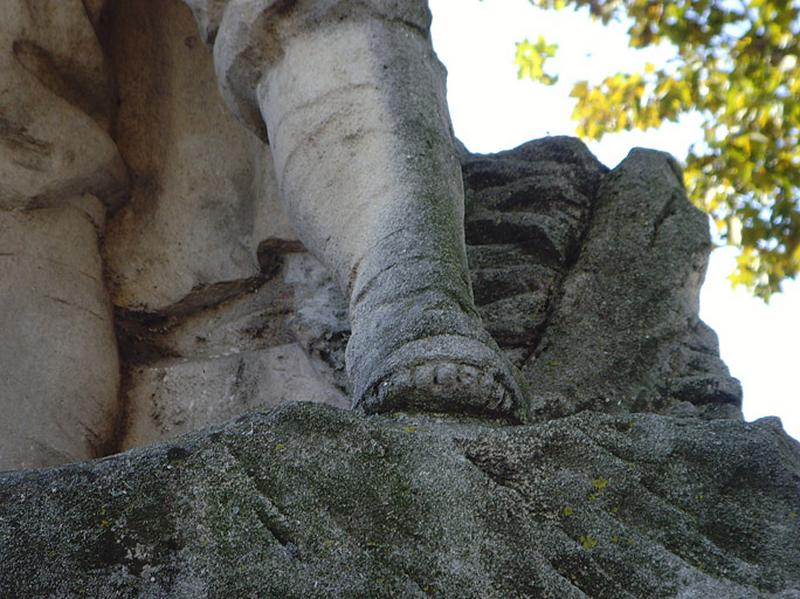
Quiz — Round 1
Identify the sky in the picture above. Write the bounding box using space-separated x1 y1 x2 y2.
429 0 799 440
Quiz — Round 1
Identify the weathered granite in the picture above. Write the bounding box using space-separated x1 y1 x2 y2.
463 136 607 366
1 403 798 598
522 148 742 420
109 136 742 452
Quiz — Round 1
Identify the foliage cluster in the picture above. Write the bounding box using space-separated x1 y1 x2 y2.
516 0 800 298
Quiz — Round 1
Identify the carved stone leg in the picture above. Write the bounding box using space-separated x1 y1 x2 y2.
199 0 528 421
0 203 122 470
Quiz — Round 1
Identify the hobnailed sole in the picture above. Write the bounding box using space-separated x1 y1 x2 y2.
353 335 528 423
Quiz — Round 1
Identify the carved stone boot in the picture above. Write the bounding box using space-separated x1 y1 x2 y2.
187 0 530 422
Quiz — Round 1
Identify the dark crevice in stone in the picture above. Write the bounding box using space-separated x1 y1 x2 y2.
648 188 682 247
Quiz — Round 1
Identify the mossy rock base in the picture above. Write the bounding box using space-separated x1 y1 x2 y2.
1 402 799 598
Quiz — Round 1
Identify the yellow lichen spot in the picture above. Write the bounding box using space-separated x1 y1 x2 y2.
610 535 619 545
579 535 598 550
98 506 110 528
275 442 287 451
610 505 620 514
790 511 798 520
401 425 417 434
562 506 574 517
592 478 609 492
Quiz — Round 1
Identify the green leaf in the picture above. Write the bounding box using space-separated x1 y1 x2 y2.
515 36 559 85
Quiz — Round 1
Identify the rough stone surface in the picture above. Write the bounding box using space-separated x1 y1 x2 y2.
120 345 346 450
108 136 742 450
1 403 798 598
462 136 607 367
117 253 349 449
522 148 742 420
107 238 348 448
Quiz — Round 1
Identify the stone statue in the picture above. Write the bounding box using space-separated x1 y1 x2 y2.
6 5 783 597
0 0 526 471
0 0 740 472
